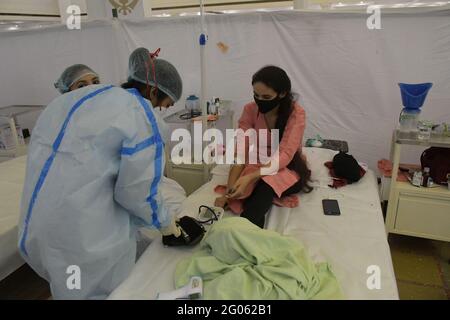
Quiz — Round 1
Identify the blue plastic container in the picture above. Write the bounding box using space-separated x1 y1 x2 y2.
185 95 200 112
398 83 433 109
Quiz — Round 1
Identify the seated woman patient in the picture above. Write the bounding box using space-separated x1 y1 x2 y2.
215 66 312 228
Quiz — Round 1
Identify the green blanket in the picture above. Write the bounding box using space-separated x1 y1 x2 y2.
174 217 344 299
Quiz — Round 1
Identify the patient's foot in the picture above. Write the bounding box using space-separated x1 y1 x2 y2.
214 196 228 209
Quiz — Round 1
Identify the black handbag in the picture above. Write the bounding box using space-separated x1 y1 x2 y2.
332 151 362 183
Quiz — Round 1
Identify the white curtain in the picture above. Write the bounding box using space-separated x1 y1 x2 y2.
1 10 449 170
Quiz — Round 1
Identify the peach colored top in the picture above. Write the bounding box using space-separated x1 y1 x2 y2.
214 101 306 215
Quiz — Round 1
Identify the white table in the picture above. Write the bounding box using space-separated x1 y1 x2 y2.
385 130 450 242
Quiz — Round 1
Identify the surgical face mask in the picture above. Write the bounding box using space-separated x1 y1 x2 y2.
153 107 170 144
154 106 169 119
254 95 280 114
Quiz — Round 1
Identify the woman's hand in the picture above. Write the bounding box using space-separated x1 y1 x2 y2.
214 196 229 209
226 174 255 199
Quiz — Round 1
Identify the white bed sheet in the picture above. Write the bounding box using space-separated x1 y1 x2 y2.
109 151 398 300
0 156 26 281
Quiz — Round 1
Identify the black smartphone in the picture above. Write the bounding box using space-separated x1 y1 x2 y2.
322 199 341 216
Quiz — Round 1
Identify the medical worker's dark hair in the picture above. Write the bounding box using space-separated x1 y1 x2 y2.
252 66 312 193
121 80 168 103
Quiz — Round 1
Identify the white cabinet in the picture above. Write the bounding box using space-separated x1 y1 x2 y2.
385 130 450 242
388 182 450 241
165 160 214 196
163 109 234 196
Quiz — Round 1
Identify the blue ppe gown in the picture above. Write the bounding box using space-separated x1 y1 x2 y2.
18 85 173 299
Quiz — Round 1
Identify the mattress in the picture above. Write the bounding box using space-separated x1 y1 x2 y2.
0 156 26 281
109 148 399 300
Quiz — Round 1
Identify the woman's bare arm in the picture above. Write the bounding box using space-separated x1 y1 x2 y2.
227 164 245 192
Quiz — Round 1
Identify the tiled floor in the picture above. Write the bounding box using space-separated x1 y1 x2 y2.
388 234 450 300
0 264 50 300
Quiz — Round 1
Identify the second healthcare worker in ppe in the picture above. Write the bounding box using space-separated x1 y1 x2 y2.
54 64 100 94
121 47 179 143
18 49 199 300
121 48 204 247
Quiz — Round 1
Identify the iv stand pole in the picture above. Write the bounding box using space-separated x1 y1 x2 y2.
199 0 209 182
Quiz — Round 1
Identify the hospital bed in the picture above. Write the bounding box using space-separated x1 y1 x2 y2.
109 148 399 300
0 156 26 281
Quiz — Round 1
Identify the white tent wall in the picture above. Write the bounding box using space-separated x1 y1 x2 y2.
0 22 121 104
0 10 449 171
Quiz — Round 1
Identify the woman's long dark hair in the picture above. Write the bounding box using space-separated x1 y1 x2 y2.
121 79 168 102
252 66 312 193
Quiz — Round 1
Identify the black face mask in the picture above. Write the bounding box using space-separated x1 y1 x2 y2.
254 95 280 114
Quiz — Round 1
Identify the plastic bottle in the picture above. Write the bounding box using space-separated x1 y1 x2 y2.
185 95 200 113
399 108 420 133
215 98 223 116
412 171 423 187
213 98 219 115
422 167 430 187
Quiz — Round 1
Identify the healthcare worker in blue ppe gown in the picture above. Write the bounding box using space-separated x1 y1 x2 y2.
18 48 186 299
